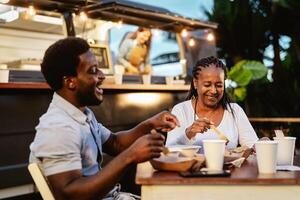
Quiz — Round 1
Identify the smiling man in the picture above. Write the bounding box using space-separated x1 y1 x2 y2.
29 37 179 200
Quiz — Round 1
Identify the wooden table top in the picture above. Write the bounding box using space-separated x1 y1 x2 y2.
136 155 300 185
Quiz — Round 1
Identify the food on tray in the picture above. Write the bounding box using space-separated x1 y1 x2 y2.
224 146 254 162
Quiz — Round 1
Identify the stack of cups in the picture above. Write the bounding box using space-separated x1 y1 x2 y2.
114 73 123 85
273 136 296 166
255 141 278 174
0 64 9 83
203 140 226 171
142 75 151 85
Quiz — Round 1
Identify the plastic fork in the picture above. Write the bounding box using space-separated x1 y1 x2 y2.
211 125 229 143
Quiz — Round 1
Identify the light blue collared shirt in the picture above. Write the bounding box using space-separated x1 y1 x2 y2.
29 93 111 176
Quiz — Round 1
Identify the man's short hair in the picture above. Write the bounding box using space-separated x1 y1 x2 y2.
41 37 90 91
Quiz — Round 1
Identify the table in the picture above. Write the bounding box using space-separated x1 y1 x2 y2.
136 155 300 200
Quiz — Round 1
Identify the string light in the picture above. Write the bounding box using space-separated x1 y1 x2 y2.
188 38 195 47
26 5 36 17
116 20 123 28
79 11 87 21
181 29 188 37
206 33 215 41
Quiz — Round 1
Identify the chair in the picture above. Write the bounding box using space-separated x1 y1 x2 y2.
28 163 55 200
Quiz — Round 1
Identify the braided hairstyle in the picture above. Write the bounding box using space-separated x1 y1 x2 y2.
186 56 233 113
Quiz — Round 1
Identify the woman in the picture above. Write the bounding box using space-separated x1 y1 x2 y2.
166 56 258 148
117 27 152 74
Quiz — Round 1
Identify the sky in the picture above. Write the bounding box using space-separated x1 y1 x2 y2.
128 0 213 20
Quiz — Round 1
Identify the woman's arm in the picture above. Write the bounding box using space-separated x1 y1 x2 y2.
234 104 259 147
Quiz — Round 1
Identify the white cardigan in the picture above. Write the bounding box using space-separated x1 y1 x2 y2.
166 100 258 148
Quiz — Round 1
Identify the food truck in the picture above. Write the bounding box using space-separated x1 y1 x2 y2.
0 0 216 198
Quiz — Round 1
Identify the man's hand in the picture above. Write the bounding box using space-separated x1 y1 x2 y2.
126 129 165 163
147 111 180 132
185 117 213 139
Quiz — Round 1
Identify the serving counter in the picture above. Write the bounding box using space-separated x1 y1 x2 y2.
0 82 189 197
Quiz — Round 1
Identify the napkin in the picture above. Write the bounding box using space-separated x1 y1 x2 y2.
276 165 300 171
225 157 245 168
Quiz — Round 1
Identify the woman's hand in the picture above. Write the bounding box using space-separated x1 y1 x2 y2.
185 117 213 139
126 65 140 74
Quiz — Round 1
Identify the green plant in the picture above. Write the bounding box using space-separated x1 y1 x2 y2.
226 60 268 101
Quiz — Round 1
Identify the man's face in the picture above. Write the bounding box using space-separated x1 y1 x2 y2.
75 50 105 107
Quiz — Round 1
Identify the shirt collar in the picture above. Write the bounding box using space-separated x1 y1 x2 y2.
52 92 88 125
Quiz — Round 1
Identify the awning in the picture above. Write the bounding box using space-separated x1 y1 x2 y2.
7 0 217 32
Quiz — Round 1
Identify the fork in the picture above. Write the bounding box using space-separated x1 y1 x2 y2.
210 125 229 143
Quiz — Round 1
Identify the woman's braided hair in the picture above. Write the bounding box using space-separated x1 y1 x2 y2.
186 56 233 113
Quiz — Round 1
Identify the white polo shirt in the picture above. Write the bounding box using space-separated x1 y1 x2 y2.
29 93 111 176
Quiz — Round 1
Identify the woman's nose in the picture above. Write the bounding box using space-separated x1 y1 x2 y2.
211 85 217 93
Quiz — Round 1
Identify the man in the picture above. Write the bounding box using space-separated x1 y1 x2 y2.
29 37 179 200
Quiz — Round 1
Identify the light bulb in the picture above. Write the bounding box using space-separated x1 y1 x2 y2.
79 11 87 21
181 29 188 37
206 33 215 41
188 38 195 47
27 5 36 16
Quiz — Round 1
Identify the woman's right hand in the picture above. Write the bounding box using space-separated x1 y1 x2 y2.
126 65 140 74
185 117 213 139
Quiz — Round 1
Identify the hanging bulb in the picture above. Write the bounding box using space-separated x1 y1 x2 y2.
206 33 215 42
79 11 87 21
116 20 123 28
188 38 195 47
27 5 36 17
181 29 188 37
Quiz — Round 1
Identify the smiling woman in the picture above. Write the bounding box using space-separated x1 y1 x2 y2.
166 56 259 149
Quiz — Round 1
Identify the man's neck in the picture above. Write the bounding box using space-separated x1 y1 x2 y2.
56 90 85 111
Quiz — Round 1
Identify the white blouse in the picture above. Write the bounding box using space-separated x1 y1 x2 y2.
166 100 258 148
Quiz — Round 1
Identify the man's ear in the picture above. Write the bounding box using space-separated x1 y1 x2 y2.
63 76 76 90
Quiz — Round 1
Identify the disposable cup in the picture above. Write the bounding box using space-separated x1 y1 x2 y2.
0 69 9 83
203 140 226 170
165 76 173 85
273 137 296 165
255 141 278 173
114 73 123 85
142 75 151 85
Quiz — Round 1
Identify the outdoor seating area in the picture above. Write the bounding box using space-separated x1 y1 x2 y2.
1 0 300 200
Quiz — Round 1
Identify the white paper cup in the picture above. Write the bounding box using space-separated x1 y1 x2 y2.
273 137 296 165
142 75 151 85
165 76 173 85
114 73 123 85
0 69 9 83
255 141 278 173
203 140 226 170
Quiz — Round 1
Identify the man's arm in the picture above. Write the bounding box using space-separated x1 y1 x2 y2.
47 131 165 200
103 111 179 155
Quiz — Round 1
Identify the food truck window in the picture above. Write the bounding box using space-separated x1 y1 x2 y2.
109 25 182 77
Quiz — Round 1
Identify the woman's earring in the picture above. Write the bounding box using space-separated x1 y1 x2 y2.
69 83 75 88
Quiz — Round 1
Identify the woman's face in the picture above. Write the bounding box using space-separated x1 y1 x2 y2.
136 30 151 44
193 64 225 108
